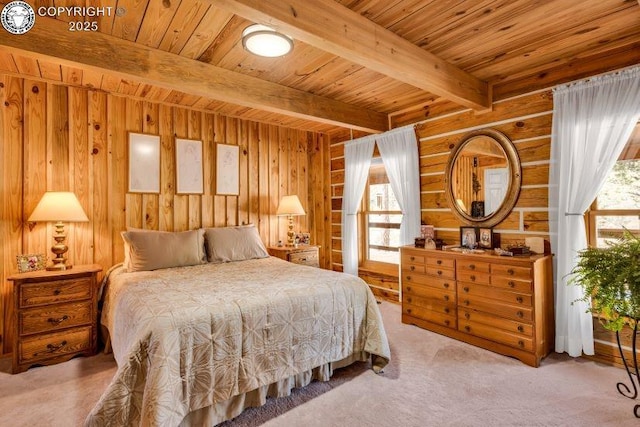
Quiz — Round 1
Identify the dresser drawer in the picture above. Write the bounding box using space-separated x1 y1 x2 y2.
19 278 92 308
426 266 455 280
288 250 319 267
403 303 457 329
458 294 533 322
458 283 532 307
457 270 490 285
491 264 532 281
19 301 93 336
459 309 533 337
457 260 490 273
403 293 455 316
403 274 455 292
491 276 533 294
426 257 454 269
402 251 426 266
18 326 92 364
404 282 456 304
458 320 534 352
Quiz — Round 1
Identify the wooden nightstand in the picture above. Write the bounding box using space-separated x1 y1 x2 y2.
268 245 321 268
7 264 103 374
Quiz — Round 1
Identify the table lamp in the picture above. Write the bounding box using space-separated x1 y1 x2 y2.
28 191 89 270
276 195 306 247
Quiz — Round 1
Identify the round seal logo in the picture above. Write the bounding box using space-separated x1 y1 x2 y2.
1 1 35 35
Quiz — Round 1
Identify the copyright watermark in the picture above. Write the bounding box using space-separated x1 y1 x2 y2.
1 1 36 35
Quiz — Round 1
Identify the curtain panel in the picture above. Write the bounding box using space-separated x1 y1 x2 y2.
549 66 640 357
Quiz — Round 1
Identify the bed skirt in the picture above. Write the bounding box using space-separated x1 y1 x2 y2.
179 352 370 426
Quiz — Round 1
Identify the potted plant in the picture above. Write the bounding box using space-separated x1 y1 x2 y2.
571 230 640 417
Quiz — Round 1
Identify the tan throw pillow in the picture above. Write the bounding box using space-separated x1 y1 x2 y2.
121 229 206 272
203 224 269 263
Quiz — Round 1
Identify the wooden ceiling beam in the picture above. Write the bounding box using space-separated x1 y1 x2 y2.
0 16 387 133
214 0 491 110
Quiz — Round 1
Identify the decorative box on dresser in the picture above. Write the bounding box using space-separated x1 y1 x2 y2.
7 264 103 374
267 245 320 268
400 246 553 367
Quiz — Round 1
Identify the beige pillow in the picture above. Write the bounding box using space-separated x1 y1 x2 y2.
203 225 269 263
121 229 206 272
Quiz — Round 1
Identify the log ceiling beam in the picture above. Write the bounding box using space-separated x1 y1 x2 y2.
214 0 491 110
0 16 388 133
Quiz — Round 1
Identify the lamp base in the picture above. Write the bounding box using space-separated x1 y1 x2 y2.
46 263 72 271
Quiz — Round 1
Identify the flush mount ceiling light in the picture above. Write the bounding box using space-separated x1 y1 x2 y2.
242 24 293 58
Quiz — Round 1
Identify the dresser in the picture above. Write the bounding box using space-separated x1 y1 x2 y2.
267 245 320 268
400 246 553 367
7 264 103 374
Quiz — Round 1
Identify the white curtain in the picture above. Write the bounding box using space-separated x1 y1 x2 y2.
549 66 640 357
341 136 375 276
377 126 422 247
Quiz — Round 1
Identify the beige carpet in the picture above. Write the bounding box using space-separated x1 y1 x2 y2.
1 302 637 426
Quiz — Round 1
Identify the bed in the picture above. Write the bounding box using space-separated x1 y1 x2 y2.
84 226 390 426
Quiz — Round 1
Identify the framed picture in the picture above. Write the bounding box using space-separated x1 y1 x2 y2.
16 253 46 273
460 226 477 249
478 227 494 249
216 143 239 195
296 232 311 245
175 138 204 194
128 132 160 193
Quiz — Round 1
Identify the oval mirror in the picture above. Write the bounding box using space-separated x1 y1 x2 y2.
444 129 521 228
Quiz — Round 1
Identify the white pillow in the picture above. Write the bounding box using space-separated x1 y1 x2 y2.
121 229 206 272
203 225 269 263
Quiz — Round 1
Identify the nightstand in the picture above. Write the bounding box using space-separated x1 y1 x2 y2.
268 245 321 268
7 264 103 374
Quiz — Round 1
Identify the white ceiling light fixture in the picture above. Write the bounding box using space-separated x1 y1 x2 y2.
242 24 293 58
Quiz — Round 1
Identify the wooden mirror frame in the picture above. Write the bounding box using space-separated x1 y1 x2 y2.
444 128 521 228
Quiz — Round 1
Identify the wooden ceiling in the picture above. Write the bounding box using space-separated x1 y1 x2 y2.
0 0 639 136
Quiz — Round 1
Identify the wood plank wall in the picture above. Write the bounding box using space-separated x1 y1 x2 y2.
0 74 331 356
329 90 553 303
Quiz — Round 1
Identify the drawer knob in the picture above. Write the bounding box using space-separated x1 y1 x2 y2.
469 264 475 270
444 308 450 314
464 325 471 332
509 281 516 288
508 269 515 275
300 258 307 262
443 283 449 289
517 311 524 318
516 296 524 304
436 260 442 265
444 320 450 326
463 286 469 293
410 265 415 271
518 340 525 348
517 325 524 332
406 286 412 292
53 289 61 296
464 300 470 306
470 275 476 281
407 297 412 304
465 312 470 319
410 256 415 261
444 295 449 301
406 276 412 281
437 270 443 276
406 308 412 314
48 315 69 325
46 340 67 352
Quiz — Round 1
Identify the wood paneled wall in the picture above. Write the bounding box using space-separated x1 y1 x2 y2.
0 74 331 355
329 90 553 302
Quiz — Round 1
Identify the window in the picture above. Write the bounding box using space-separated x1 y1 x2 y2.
587 122 640 247
361 159 401 267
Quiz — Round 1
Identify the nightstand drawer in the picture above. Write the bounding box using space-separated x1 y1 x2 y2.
20 277 92 308
288 251 319 267
18 326 92 364
19 301 93 336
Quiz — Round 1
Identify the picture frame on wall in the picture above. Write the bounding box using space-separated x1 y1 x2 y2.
175 138 204 194
128 132 160 193
216 143 239 195
460 226 477 249
478 227 494 249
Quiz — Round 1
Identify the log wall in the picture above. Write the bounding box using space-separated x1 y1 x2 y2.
0 74 332 355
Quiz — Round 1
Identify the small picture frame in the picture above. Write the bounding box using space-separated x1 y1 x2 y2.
128 132 160 193
478 227 494 249
460 226 477 249
296 232 311 245
175 138 204 194
16 253 46 273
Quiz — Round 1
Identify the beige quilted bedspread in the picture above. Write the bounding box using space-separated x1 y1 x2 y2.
85 257 390 426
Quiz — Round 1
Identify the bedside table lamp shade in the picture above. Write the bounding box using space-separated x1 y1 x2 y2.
276 195 306 247
28 191 89 271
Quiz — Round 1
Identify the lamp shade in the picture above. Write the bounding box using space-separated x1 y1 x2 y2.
242 24 293 57
28 191 89 222
276 195 305 216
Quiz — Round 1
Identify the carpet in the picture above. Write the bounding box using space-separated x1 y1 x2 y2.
0 302 637 426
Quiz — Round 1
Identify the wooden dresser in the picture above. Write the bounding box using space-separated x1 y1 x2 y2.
400 246 553 367
267 245 320 268
7 264 103 373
